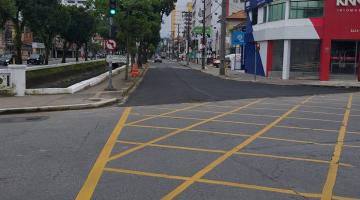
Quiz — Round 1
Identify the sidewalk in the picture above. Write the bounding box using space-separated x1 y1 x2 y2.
0 68 146 114
181 61 360 88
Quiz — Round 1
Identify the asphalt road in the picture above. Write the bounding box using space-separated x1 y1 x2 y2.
1 61 360 200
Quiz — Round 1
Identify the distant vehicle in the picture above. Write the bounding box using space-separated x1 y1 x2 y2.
27 54 44 65
160 52 167 59
0 54 16 66
154 55 162 63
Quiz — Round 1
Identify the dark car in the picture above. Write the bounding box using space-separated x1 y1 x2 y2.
0 54 16 66
154 55 162 63
27 54 44 65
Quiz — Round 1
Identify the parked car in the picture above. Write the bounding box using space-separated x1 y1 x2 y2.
0 54 16 66
27 54 44 65
154 55 162 63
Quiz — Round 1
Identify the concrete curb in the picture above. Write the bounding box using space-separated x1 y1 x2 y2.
0 98 118 115
0 65 149 114
180 62 360 89
119 66 149 105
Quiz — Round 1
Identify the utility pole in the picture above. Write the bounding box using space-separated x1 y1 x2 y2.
177 23 180 59
171 31 175 59
182 11 192 66
106 0 117 90
202 0 206 70
219 0 227 76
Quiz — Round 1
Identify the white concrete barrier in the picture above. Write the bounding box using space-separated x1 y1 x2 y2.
25 65 126 95
0 65 26 96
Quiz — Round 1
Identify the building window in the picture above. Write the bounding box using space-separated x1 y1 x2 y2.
290 0 323 19
263 6 267 23
268 0 286 22
290 40 320 73
272 40 284 71
252 8 258 25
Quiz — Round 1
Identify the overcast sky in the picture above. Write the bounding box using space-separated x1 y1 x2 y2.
160 0 189 38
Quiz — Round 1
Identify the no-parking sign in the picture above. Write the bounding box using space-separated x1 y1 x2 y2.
105 40 117 50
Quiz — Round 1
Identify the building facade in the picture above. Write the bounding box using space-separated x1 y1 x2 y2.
245 0 360 81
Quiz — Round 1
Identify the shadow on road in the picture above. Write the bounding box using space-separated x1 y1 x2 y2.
123 65 359 107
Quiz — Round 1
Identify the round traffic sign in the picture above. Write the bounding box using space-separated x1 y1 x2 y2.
105 39 117 50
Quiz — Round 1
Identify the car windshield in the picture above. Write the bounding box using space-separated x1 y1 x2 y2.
30 54 40 59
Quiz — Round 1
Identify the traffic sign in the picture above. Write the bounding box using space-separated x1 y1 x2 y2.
105 39 117 50
231 31 245 46
106 55 127 63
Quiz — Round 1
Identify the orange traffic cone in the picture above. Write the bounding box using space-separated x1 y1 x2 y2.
131 64 140 78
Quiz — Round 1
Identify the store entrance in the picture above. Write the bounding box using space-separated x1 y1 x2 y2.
330 41 359 80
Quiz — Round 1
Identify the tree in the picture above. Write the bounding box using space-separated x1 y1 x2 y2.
70 7 96 61
23 0 69 65
0 0 29 64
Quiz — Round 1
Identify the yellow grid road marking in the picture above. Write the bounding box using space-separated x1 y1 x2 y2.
130 113 342 126
127 103 209 126
117 140 354 167
103 167 360 200
76 108 132 200
126 124 360 149
108 99 263 162
161 96 313 199
321 94 353 200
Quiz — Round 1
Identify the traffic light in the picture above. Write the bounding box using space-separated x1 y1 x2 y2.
109 0 117 16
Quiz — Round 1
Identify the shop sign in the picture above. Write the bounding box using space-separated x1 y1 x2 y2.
337 0 360 6
192 26 212 35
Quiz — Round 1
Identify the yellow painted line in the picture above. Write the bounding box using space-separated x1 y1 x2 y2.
189 129 252 138
295 110 344 116
198 179 322 198
132 113 268 126
237 152 353 167
117 140 225 154
108 99 263 162
127 124 179 130
125 124 360 150
286 116 342 123
347 131 360 135
332 196 360 200
75 107 132 200
104 167 190 181
321 94 353 200
133 112 341 125
117 140 353 167
275 125 339 133
104 167 359 200
246 107 290 111
343 144 360 148
161 96 314 199
127 102 209 126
